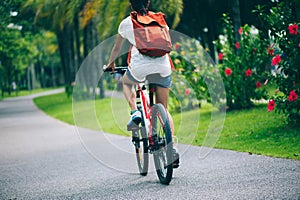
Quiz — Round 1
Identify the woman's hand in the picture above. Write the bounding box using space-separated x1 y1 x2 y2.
106 62 116 72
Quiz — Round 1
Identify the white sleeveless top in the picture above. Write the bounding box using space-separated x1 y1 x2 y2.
118 16 172 82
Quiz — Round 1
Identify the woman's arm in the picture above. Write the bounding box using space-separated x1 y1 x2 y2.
107 34 125 71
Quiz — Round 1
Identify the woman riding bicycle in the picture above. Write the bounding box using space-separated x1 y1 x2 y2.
106 0 179 168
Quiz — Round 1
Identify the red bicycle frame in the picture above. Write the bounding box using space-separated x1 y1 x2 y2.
136 83 156 145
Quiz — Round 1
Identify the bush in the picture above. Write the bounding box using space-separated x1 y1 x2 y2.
170 39 218 112
216 14 270 110
256 0 300 125
170 39 210 100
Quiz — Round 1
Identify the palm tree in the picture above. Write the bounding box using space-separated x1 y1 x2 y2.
23 0 184 98
151 0 183 29
23 0 76 92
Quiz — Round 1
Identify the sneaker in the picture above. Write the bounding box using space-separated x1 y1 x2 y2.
173 148 180 169
127 110 142 130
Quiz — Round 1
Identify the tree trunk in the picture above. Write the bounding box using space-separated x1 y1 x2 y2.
30 64 37 90
56 30 68 86
74 14 82 72
50 61 56 87
207 0 217 61
39 58 45 88
56 23 76 97
230 0 242 42
68 24 76 84
296 0 300 20
7 64 12 95
83 22 91 95
82 17 106 99
91 18 105 99
65 23 76 97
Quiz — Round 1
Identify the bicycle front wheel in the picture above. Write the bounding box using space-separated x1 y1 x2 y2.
151 103 173 185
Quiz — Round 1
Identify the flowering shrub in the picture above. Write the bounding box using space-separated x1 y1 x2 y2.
256 0 300 125
169 39 208 112
169 38 223 112
168 72 199 113
216 14 270 110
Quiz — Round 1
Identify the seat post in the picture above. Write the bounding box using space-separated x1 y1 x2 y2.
149 83 156 107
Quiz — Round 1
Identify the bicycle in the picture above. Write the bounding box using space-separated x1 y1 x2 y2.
104 66 176 185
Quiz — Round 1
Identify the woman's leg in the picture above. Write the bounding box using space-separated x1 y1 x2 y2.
156 86 179 168
155 86 174 136
122 73 142 128
122 74 137 111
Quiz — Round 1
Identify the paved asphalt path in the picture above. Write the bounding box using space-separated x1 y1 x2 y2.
0 90 299 200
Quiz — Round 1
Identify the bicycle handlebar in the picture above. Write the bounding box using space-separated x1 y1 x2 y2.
103 65 128 74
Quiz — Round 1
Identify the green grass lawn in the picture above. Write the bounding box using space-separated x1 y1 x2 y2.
34 92 300 160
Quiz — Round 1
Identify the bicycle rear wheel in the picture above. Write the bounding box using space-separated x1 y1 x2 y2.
132 126 149 176
151 103 173 185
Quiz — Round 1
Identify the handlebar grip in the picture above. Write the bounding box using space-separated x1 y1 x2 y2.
103 65 128 74
103 65 111 72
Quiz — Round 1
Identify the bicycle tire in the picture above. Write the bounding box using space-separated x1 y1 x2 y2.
133 126 149 176
151 103 173 185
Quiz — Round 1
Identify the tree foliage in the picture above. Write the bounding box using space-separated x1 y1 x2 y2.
0 0 39 95
20 0 184 98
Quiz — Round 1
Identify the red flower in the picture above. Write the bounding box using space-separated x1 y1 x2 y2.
238 27 243 35
174 43 180 50
268 100 276 112
271 55 281 66
288 90 298 102
256 81 261 89
267 48 275 56
218 53 224 61
225 67 232 76
185 88 191 96
288 24 298 35
245 68 252 77
235 42 240 49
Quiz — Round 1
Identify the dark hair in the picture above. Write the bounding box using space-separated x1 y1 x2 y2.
130 0 150 15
